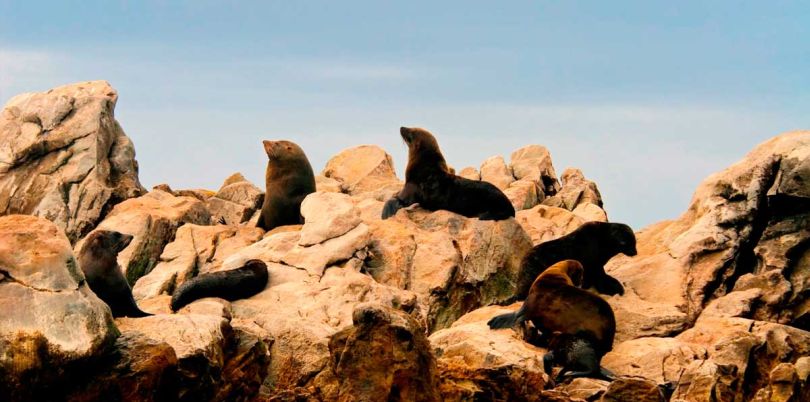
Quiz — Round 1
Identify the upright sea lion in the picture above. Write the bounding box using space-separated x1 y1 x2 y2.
381 127 515 220
170 259 269 311
488 260 616 355
515 221 637 298
77 230 151 318
257 140 316 231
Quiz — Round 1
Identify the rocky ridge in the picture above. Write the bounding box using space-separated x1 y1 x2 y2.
1 82 809 402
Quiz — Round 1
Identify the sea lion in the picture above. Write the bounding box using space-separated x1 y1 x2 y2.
515 221 637 298
77 230 151 318
170 259 269 311
488 260 616 355
381 127 515 220
256 140 316 231
543 331 615 385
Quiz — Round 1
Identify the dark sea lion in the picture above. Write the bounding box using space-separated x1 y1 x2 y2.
77 230 151 318
256 140 316 231
488 260 616 355
515 221 637 298
170 259 269 311
381 127 515 220
543 331 615 385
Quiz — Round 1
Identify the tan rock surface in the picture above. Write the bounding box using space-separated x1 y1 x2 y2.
321 145 400 195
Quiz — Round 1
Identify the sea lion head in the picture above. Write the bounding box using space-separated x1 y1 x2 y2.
400 127 449 173
262 140 314 176
610 223 637 257
85 230 133 254
537 259 584 287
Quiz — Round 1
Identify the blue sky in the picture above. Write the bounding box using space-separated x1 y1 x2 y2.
1 1 808 228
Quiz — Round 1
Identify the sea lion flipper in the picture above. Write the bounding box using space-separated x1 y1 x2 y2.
381 183 417 219
487 304 525 329
594 274 625 296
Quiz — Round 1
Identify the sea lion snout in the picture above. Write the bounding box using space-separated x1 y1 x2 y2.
400 127 413 143
116 232 134 250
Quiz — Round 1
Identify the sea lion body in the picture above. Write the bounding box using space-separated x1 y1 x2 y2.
543 331 615 384
257 140 316 231
170 260 269 311
488 260 616 355
77 230 151 318
382 127 515 221
516 221 637 298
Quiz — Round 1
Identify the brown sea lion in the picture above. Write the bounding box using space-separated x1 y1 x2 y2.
381 127 515 220
515 221 637 298
77 230 151 318
488 259 616 355
170 259 269 311
543 331 615 385
256 140 316 231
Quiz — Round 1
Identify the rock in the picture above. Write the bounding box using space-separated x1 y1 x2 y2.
429 304 548 401
572 202 608 222
132 224 263 301
601 377 665 402
205 173 264 225
314 175 342 193
608 288 689 343
0 215 118 400
560 377 609 401
608 131 810 327
542 168 603 211
458 166 480 180
509 145 560 196
515 204 586 245
282 224 371 277
298 192 362 246
321 145 400 195
364 208 532 331
504 179 540 211
0 81 145 242
324 303 439 401
230 266 418 397
480 155 514 190
175 188 216 201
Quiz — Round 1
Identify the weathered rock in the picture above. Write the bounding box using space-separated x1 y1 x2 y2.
542 168 603 211
560 377 609 401
509 145 559 196
608 131 810 327
83 190 212 284
504 178 540 211
364 208 532 331
132 224 263 301
0 215 118 400
429 304 548 401
0 81 145 242
480 155 514 190
457 166 480 180
314 175 342 193
324 303 439 401
205 173 264 225
515 204 586 245
321 145 400 195
298 192 361 246
601 377 665 402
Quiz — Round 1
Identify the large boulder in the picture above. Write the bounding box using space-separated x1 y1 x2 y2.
364 207 532 331
0 215 118 400
0 81 145 242
480 155 514 191
82 190 212 284
542 168 604 212
205 173 264 226
509 145 560 197
321 145 400 197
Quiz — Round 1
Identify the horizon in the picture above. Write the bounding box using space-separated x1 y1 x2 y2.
2 1 808 229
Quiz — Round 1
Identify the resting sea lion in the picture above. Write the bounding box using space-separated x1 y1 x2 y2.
257 140 316 231
77 230 151 318
515 221 637 298
381 127 515 220
488 259 616 355
170 259 269 311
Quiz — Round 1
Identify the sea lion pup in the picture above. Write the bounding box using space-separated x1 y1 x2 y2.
256 140 316 231
515 221 637 298
381 127 515 220
170 259 268 311
488 260 616 355
543 331 615 385
77 230 151 318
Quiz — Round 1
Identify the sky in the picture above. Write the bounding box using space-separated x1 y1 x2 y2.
1 1 808 229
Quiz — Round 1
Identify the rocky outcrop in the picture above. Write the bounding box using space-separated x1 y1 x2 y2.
543 168 604 213
205 173 264 226
0 81 145 242
0 215 119 401
321 145 400 197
